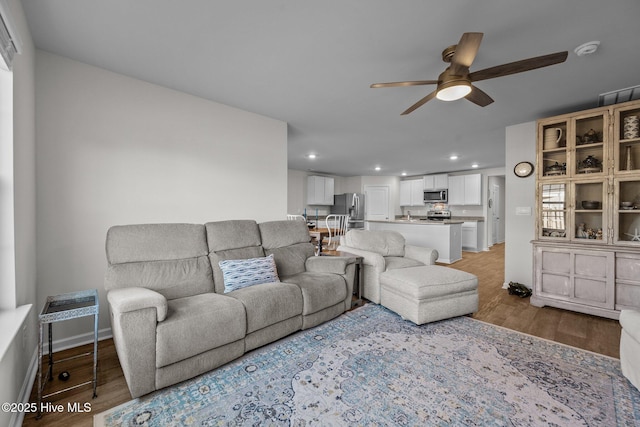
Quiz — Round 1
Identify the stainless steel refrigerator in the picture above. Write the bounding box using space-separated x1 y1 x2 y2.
331 193 365 229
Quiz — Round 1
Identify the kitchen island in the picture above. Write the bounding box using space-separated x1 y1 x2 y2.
366 219 463 264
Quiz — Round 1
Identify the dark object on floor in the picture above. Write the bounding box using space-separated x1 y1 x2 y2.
508 282 532 298
58 371 70 381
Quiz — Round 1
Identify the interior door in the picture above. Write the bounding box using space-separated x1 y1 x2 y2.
364 185 390 221
490 180 505 244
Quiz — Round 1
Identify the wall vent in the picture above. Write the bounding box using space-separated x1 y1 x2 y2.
598 85 640 106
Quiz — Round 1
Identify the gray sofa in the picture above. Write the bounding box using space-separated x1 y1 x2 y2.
104 219 356 398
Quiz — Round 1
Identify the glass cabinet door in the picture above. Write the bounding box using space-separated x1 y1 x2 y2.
573 180 607 243
539 182 567 239
573 112 607 178
614 178 640 245
539 120 568 179
615 104 640 174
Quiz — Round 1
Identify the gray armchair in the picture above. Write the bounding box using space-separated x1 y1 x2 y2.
620 309 640 391
338 229 438 303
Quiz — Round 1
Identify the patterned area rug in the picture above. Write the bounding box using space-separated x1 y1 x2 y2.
95 304 640 426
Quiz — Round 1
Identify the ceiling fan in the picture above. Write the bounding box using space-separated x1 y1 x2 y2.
371 32 568 115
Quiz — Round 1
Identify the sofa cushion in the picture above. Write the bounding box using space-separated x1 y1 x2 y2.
265 243 315 277
385 256 424 271
105 224 214 299
106 223 209 264
344 230 406 257
259 220 316 276
219 254 280 293
206 220 265 294
283 272 347 315
227 282 303 334
259 220 312 249
156 293 246 368
205 220 262 252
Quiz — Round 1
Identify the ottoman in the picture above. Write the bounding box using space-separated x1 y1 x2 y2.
380 265 478 325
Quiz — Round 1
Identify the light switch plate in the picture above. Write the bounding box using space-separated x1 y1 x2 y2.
516 207 532 216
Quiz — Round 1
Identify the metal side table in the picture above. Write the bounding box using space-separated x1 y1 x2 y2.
37 289 99 419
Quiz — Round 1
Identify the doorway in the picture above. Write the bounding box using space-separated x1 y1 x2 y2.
488 176 505 246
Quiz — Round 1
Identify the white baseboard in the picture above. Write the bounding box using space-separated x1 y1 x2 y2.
43 327 112 354
10 347 38 427
10 327 113 427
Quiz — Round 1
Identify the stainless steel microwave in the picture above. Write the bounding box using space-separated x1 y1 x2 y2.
424 189 448 203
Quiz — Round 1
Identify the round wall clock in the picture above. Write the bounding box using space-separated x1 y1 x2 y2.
514 161 534 178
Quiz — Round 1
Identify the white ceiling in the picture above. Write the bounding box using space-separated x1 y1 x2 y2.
21 0 640 177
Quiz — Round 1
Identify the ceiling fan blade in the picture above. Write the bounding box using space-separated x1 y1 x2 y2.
469 51 568 82
371 80 438 88
449 32 483 75
465 85 494 107
401 89 438 115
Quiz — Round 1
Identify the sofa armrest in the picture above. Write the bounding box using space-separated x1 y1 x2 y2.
404 245 439 265
337 245 385 272
107 287 166 397
107 287 168 322
305 256 353 274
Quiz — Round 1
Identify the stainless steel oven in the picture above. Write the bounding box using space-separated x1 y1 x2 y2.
423 189 448 203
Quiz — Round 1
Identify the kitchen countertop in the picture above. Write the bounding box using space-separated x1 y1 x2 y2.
368 219 464 225
451 216 485 222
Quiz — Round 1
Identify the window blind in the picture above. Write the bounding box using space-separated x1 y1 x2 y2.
0 9 17 69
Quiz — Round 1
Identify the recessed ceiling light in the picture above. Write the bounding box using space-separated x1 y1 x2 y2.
471 163 479 168
450 155 458 160
375 166 381 171
307 154 317 159
401 172 407 176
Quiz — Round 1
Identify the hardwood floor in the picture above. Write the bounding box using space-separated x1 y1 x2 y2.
445 243 621 359
22 243 622 426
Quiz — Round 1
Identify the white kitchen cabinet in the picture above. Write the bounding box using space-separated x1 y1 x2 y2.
462 222 478 251
307 176 334 205
399 181 411 206
448 176 465 205
423 174 448 190
448 173 481 205
400 179 425 206
400 179 424 206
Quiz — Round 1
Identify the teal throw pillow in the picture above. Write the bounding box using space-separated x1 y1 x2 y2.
219 254 280 293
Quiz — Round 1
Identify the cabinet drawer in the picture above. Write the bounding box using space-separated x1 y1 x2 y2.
616 283 640 309
575 277 608 304
540 273 570 296
574 253 609 279
541 251 570 273
616 255 640 281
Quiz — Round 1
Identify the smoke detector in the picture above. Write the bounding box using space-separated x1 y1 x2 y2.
574 41 600 57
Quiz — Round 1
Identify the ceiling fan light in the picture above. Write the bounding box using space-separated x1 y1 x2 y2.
436 81 472 101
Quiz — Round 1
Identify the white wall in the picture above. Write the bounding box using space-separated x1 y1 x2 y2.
504 121 536 288
36 51 288 341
